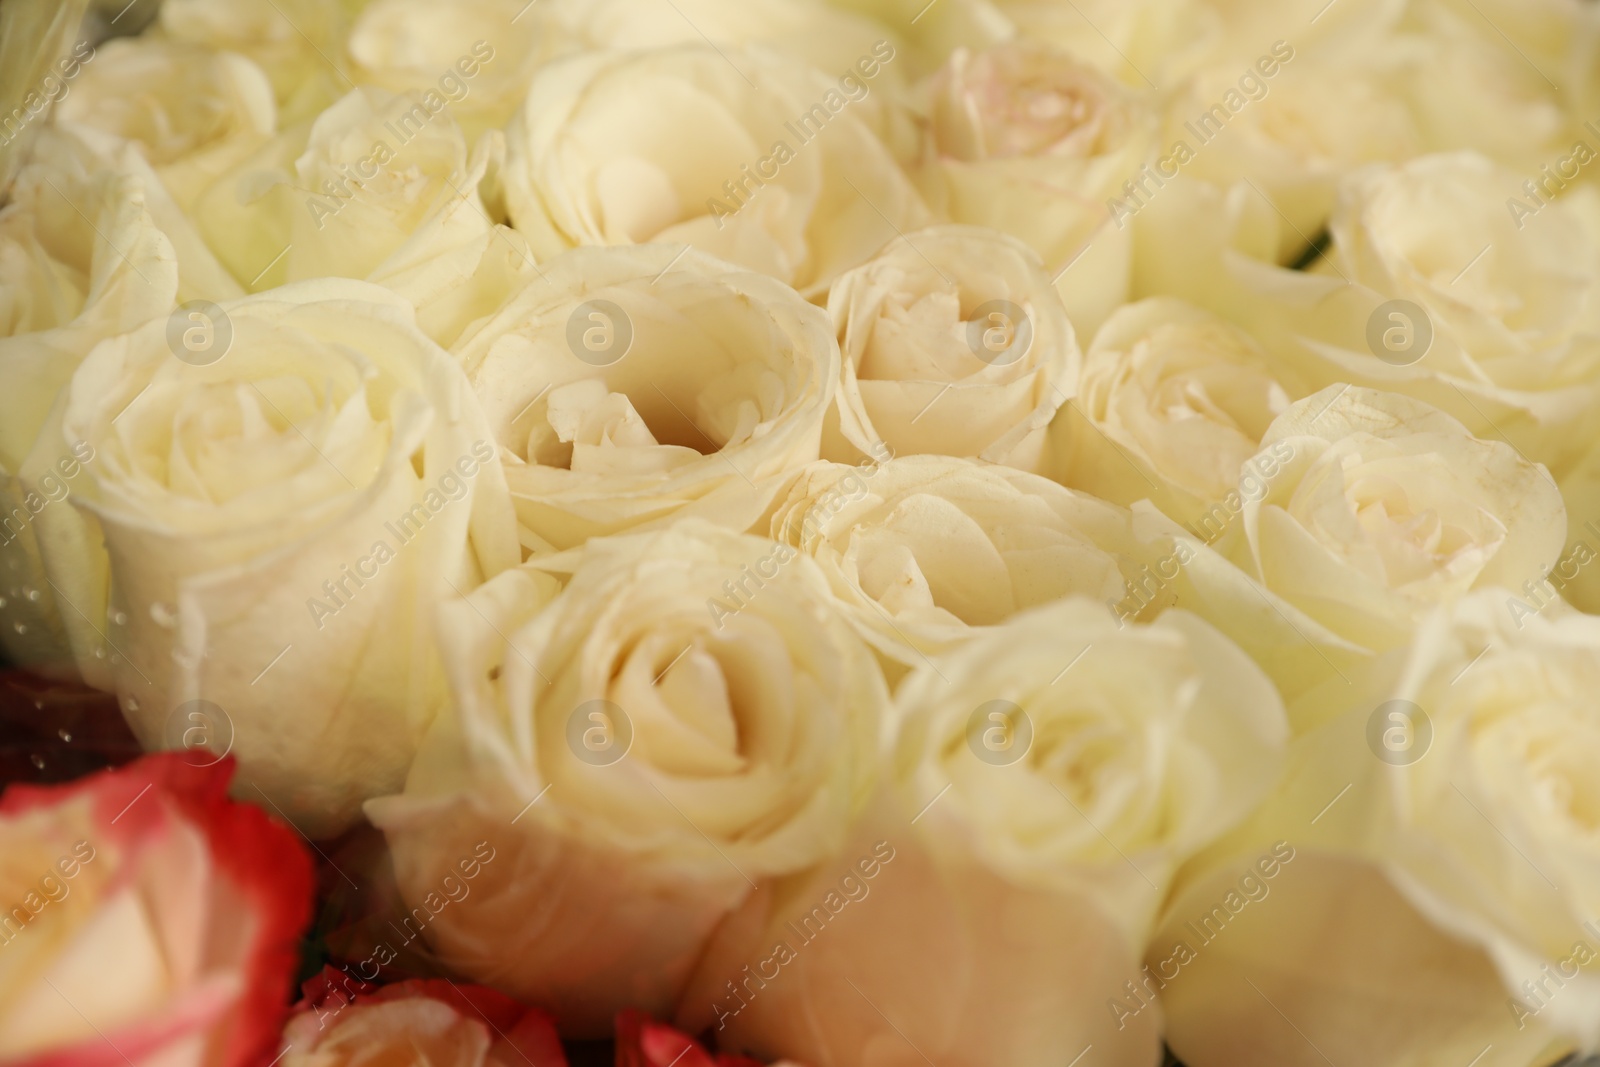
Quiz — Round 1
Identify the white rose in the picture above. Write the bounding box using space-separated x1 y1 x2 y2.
687 596 1287 1067
158 0 366 124
1178 153 1600 480
180 82 537 347
54 38 278 207
454 244 837 552
548 0 905 93
916 41 1158 337
1150 386 1565 702
0 127 242 684
348 0 577 141
1154 591 1600 1067
502 43 930 295
367 520 887 1034
995 0 1217 88
769 454 1146 672
57 279 520 837
819 0 1013 78
1324 154 1600 479
1397 0 1593 178
1053 297 1302 528
1152 53 1419 262
824 224 1078 474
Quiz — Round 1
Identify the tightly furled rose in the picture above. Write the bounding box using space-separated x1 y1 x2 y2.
1054 297 1302 527
1155 591 1600 1067
455 244 837 552
917 41 1157 337
55 37 277 208
502 43 929 295
369 520 886 1033
1151 386 1566 702
58 279 518 837
692 597 1286 1067
0 754 312 1066
769 454 1148 671
824 224 1078 474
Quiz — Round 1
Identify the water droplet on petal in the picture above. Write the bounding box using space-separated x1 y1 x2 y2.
124 696 139 712
57 729 72 742
111 610 129 627
23 588 40 603
29 754 44 770
12 622 26 635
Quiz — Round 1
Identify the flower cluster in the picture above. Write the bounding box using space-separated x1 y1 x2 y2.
3 0 1600 1065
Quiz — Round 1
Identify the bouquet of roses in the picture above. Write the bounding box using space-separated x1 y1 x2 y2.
3 0 1600 1064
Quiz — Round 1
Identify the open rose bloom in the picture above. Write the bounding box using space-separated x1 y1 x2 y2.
9 0 1600 1065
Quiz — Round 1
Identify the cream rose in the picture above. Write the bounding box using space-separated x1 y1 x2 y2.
917 41 1157 337
348 0 576 141
769 454 1148 671
181 81 538 347
368 520 887 1034
996 0 1215 88
54 37 278 208
1155 53 1420 263
1154 591 1600 1067
1149 385 1566 701
454 243 837 552
157 0 366 124
502 43 930 295
1185 152 1600 482
820 0 1013 78
687 596 1287 1067
1054 297 1303 527
549 0 905 93
56 279 519 837
824 224 1078 474
0 126 243 685
1397 0 1589 178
